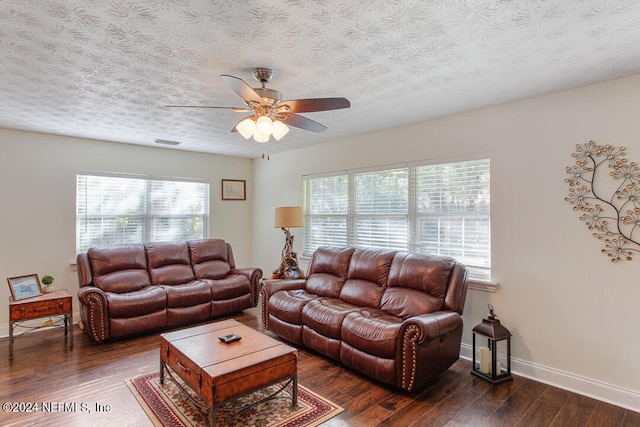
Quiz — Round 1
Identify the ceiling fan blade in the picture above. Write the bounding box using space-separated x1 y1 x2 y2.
221 75 264 104
280 97 350 113
281 113 327 133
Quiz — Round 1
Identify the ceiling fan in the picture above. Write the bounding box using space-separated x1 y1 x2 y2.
167 67 350 146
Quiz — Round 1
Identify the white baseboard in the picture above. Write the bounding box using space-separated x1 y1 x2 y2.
460 343 640 413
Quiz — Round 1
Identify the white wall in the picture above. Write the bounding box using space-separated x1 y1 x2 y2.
252 73 640 411
0 129 254 334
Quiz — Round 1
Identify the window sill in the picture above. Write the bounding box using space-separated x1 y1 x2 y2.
468 279 499 293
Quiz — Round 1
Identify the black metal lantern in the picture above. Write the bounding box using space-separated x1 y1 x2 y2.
472 304 513 384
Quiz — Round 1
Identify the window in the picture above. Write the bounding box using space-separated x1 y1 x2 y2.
303 157 490 281
352 168 409 250
76 172 209 253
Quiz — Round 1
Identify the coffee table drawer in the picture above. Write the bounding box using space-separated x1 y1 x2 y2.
166 349 202 393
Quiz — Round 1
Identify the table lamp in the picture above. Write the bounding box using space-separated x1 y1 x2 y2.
272 206 305 279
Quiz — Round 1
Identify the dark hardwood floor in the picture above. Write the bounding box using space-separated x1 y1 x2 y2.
1 304 638 426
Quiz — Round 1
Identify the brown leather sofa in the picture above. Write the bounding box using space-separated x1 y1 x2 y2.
261 246 468 392
77 239 262 342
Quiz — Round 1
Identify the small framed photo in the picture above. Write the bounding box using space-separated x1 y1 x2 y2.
222 179 246 201
7 274 42 301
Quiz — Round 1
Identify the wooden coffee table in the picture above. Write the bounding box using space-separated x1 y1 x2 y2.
159 319 297 426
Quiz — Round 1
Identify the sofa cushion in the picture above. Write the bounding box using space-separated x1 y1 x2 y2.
146 241 196 285
301 298 360 340
269 289 318 325
162 280 211 308
308 246 355 276
341 309 402 359
305 273 346 298
188 239 232 279
89 245 151 293
387 252 454 297
347 248 396 285
105 286 167 318
381 287 444 320
208 275 250 300
304 247 354 297
339 248 396 308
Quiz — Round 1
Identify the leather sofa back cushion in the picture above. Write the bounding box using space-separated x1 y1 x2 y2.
340 279 386 308
88 245 151 293
381 287 443 319
308 246 355 278
305 273 345 298
347 248 395 286
146 241 196 285
337 248 395 308
387 253 454 299
188 239 232 279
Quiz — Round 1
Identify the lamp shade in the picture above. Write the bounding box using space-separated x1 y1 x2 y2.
236 117 256 139
253 131 269 143
272 120 290 141
256 115 274 136
274 206 304 228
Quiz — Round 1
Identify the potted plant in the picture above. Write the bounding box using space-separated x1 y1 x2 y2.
41 274 55 293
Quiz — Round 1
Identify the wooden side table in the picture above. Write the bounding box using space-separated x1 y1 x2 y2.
9 289 73 359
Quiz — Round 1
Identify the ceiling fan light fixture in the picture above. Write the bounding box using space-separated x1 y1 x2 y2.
272 120 289 141
255 115 274 136
236 117 256 139
253 131 269 143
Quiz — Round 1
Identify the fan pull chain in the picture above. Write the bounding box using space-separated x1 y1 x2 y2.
261 142 271 160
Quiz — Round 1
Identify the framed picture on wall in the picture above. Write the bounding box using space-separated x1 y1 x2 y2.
222 179 246 200
7 274 42 301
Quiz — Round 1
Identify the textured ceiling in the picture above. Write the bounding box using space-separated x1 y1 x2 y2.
2 1 640 159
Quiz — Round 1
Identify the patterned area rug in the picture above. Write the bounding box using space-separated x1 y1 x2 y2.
126 371 343 427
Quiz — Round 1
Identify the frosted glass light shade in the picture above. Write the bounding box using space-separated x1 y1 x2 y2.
236 117 256 139
272 120 290 140
253 132 269 143
256 115 274 136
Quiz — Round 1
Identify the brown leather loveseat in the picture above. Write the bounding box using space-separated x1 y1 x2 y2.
77 239 262 342
261 246 468 392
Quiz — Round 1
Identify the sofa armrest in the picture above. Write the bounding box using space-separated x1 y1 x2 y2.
231 267 264 307
77 286 109 342
398 311 463 391
401 311 463 344
261 278 306 295
260 278 307 330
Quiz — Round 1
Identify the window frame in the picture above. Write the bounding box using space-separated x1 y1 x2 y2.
75 171 210 254
302 155 494 288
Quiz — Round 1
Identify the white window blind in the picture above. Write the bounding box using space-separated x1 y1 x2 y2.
303 174 348 249
352 168 408 250
303 157 491 281
76 173 209 253
412 159 491 281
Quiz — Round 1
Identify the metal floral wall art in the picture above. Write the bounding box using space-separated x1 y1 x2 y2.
565 141 640 262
